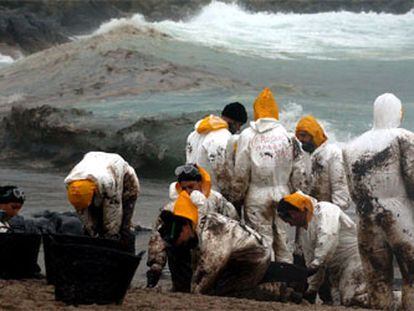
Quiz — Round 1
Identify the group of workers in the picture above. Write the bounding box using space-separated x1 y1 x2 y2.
0 88 412 310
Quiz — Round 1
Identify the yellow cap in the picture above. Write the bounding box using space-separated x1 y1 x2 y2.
176 165 212 198
196 115 229 134
253 88 279 121
173 191 199 228
296 115 327 148
283 191 314 223
67 179 96 210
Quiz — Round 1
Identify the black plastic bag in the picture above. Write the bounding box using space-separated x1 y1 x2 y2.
0 233 41 279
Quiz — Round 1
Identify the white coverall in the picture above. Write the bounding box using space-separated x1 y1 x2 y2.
186 115 231 191
297 201 368 307
232 118 308 262
65 151 140 239
308 141 351 210
343 93 414 310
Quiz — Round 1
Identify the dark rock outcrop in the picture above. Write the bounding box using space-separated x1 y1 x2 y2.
0 104 205 177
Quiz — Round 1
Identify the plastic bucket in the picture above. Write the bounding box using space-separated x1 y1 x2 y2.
0 233 41 279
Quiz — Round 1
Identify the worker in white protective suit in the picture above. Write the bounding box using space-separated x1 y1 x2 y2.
277 191 369 307
65 151 140 251
0 186 25 233
296 116 351 210
231 88 308 263
147 163 239 290
151 192 271 295
186 102 248 192
343 93 414 310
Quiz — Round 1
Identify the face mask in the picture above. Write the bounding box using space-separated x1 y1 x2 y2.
301 141 316 153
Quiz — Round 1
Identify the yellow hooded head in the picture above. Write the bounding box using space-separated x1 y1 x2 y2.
196 115 229 134
296 115 327 148
173 191 199 228
283 191 314 224
67 179 96 211
253 88 279 121
175 165 211 198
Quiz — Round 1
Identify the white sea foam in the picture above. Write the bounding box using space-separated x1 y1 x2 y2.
92 1 414 61
0 53 15 64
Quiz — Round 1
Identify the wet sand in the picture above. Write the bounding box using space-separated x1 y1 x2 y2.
0 279 373 311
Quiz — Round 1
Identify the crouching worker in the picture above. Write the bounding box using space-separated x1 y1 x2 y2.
277 191 368 307
149 190 271 295
147 164 239 291
0 186 25 233
65 152 140 252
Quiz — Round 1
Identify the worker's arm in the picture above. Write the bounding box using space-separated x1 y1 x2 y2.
230 130 252 203
120 167 140 241
290 136 310 193
399 130 414 198
146 210 169 288
329 147 351 210
102 194 123 239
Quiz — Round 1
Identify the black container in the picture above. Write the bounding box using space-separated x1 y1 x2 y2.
43 234 143 305
0 233 41 279
43 234 129 285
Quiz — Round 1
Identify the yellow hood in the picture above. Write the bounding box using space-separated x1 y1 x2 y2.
296 115 327 148
176 165 211 198
67 179 96 211
283 191 314 224
253 88 279 121
173 191 199 228
196 115 228 134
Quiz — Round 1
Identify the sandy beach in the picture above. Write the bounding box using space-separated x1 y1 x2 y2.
0 279 374 311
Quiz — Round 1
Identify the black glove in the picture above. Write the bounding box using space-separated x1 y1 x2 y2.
307 266 319 277
146 269 161 288
303 290 317 304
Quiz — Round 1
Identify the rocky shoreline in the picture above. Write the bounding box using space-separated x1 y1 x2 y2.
1 0 413 56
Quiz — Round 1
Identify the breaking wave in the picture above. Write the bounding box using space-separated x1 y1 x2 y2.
93 1 414 60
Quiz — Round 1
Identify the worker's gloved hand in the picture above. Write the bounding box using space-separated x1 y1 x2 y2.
146 269 161 288
303 290 317 304
306 266 319 277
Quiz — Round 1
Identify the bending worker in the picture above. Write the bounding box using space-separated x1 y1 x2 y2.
277 191 368 307
149 190 271 295
65 151 140 250
295 115 351 210
231 88 308 263
0 186 25 233
186 102 248 192
147 164 239 290
343 93 414 310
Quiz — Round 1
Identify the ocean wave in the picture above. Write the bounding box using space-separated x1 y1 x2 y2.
92 1 414 61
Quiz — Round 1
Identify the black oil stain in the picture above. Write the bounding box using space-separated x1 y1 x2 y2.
352 146 392 180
